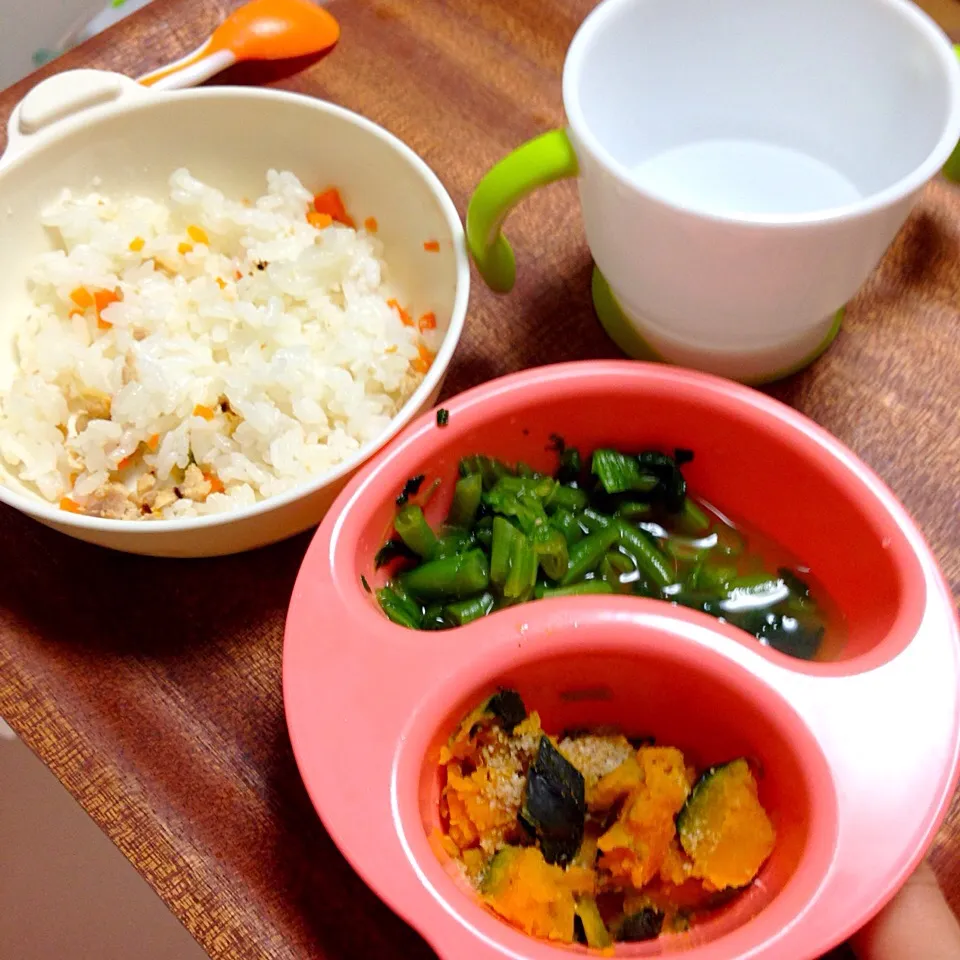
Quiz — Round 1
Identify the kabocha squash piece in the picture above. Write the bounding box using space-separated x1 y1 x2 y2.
481 846 520 895
559 733 635 798
481 846 593 942
598 748 692 889
677 758 775 890
638 844 719 914
443 721 542 852
597 808 678 891
572 827 601 870
441 692 542 853
459 688 527 739
461 847 487 883
639 746 694 808
443 703 488 763
445 761 530 851
641 877 719 914
574 896 612 949
617 906 665 942
435 694 779 948
520 736 586 866
589 753 645 812
444 783 480 849
443 688 530 762
659 837 696 887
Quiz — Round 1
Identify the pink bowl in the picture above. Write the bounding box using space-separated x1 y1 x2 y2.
283 361 960 959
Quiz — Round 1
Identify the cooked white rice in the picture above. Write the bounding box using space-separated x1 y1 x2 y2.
0 168 434 520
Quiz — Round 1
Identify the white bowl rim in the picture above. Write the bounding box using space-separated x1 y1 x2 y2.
0 83 471 536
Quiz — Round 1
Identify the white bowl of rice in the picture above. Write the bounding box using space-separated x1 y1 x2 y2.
0 70 469 556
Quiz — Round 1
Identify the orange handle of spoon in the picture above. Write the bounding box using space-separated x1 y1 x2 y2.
139 0 340 89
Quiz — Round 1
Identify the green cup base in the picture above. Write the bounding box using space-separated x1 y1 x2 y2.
591 268 844 386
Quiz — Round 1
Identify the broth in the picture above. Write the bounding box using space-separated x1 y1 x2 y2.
658 497 847 662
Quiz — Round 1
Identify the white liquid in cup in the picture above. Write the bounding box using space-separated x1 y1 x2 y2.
631 140 863 217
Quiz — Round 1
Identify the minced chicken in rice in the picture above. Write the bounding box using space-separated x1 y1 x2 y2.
0 169 435 520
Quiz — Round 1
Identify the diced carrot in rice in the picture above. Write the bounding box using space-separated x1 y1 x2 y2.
387 299 414 326
70 287 94 309
413 343 435 374
187 225 209 245
94 289 121 329
313 188 356 228
205 472 225 494
307 211 333 229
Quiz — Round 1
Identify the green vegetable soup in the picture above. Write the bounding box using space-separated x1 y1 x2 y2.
373 442 845 661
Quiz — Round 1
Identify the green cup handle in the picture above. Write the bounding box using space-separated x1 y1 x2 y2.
466 129 579 292
945 45 960 182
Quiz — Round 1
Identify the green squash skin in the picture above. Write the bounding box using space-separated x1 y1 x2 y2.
617 907 665 942
676 758 747 852
459 688 527 742
574 897 612 948
480 846 520 896
485 689 527 732
519 736 586 866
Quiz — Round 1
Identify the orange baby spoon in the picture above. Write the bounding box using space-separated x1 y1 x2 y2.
138 0 340 90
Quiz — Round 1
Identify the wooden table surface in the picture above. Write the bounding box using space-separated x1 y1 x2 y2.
0 1 958 958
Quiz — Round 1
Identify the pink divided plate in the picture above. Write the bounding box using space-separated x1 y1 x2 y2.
283 361 960 959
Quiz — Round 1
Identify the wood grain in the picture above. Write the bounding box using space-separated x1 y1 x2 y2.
0 1 958 958
918 0 960 40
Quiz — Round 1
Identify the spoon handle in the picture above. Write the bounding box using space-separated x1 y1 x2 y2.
138 41 236 90
133 0 339 92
